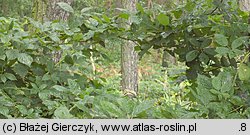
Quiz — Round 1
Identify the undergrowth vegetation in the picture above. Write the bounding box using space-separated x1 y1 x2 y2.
0 0 249 118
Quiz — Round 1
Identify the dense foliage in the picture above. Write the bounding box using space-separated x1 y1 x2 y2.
0 0 249 118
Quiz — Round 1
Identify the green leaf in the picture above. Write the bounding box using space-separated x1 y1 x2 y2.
81 7 93 13
199 53 209 64
18 53 33 67
196 75 215 105
204 48 217 56
4 73 16 81
8 21 14 30
57 2 74 13
52 85 68 92
119 13 130 19
0 106 9 118
13 63 29 78
185 2 195 12
212 77 222 90
73 33 83 41
231 38 243 49
132 100 154 117
186 50 199 62
201 38 212 48
210 89 221 95
136 3 144 13
212 71 233 92
238 64 250 81
214 34 228 46
197 74 213 89
49 33 60 42
215 47 230 56
6 49 19 60
54 106 74 119
83 31 95 41
100 101 123 118
172 10 182 19
157 13 170 26
189 38 200 47
221 56 230 67
16 105 28 115
102 14 111 23
0 75 7 83
64 55 74 65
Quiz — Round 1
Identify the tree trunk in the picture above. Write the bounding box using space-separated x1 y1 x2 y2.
47 0 73 21
162 49 168 71
121 0 138 97
239 0 250 61
239 0 250 11
47 0 73 63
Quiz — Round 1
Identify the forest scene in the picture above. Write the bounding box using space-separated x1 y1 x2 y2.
0 0 249 119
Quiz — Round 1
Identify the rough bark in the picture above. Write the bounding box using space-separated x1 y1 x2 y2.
239 0 250 11
162 49 168 71
239 0 250 61
47 0 73 63
47 0 73 21
121 0 138 97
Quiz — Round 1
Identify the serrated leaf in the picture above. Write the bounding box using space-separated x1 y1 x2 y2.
186 50 199 62
214 34 228 46
238 64 250 81
18 53 33 67
157 13 170 26
57 2 74 13
197 74 213 89
212 71 232 92
212 77 221 90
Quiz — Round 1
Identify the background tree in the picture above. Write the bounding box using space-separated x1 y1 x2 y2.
47 0 74 21
239 0 250 11
32 0 74 63
121 0 138 97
